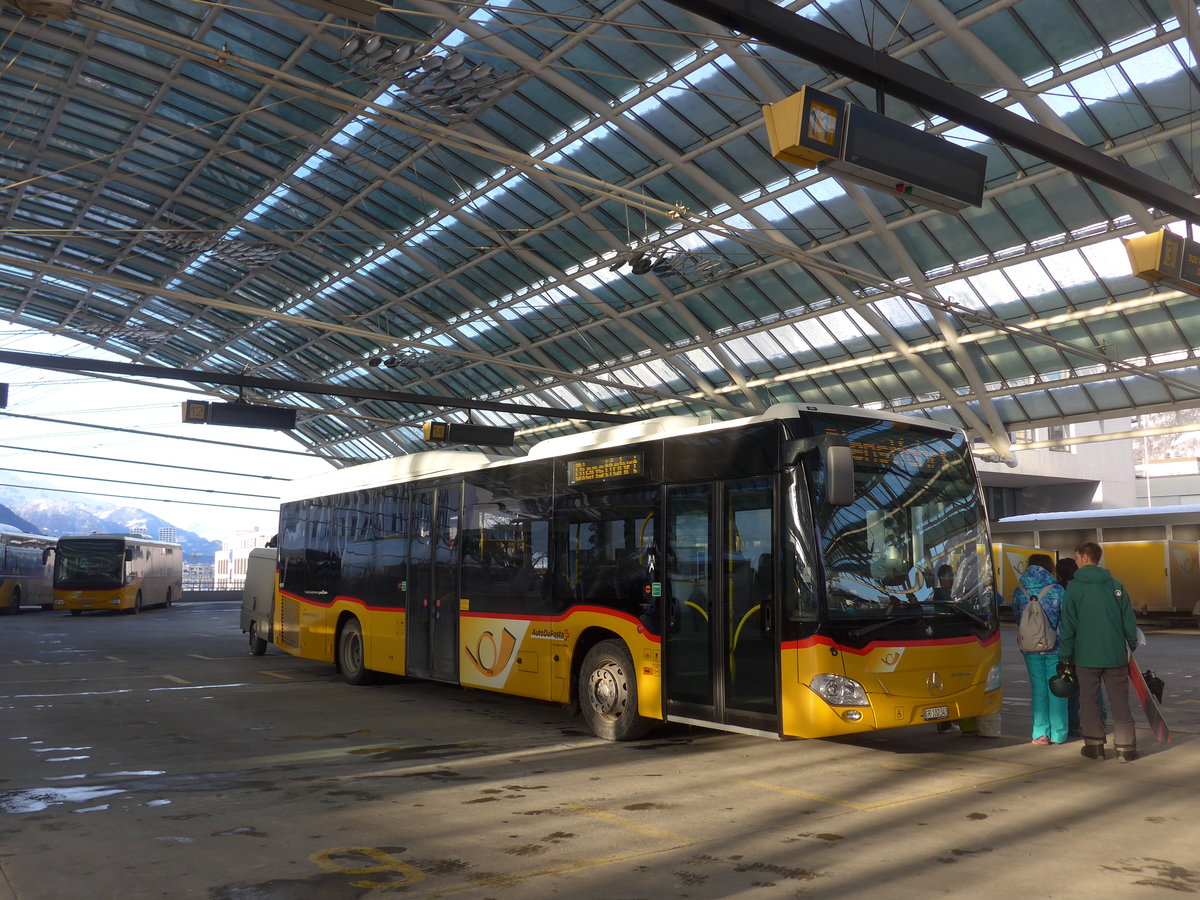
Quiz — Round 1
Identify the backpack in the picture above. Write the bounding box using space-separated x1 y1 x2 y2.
1017 583 1056 653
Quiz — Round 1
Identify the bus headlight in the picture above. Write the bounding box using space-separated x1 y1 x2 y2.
985 663 1002 692
810 674 868 706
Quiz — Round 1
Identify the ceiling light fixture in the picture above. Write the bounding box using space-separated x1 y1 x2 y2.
613 247 739 284
365 348 459 374
338 35 515 117
152 232 282 266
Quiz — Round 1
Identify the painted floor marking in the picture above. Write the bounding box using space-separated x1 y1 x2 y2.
560 802 691 842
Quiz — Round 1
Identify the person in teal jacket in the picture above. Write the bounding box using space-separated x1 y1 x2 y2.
1012 554 1068 744
1058 541 1139 762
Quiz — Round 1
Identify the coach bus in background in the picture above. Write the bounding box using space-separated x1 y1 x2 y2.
1 529 55 615
270 403 1001 741
52 533 183 616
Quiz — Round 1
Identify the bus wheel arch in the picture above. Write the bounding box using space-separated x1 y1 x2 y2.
336 614 375 685
576 634 652 742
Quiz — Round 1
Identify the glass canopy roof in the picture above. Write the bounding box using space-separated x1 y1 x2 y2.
0 0 1197 466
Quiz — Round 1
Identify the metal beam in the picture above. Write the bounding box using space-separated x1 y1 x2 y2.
0 350 639 425
662 0 1200 224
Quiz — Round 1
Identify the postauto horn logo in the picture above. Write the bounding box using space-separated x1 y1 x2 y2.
466 628 518 677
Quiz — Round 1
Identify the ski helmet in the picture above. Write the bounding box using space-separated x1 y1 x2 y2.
1049 673 1079 698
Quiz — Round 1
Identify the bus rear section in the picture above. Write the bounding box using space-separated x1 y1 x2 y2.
1 531 55 615
52 535 183 615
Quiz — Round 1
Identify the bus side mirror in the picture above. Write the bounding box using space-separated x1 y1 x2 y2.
784 435 855 507
42 548 53 565
823 440 854 506
124 548 134 562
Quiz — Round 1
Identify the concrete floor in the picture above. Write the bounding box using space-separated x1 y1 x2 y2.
1 603 1197 899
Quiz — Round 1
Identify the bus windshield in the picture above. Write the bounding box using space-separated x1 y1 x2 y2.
809 420 993 627
54 540 125 589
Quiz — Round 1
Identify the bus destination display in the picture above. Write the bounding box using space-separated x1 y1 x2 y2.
567 453 643 485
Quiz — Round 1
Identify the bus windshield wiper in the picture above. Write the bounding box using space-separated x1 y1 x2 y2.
850 607 925 639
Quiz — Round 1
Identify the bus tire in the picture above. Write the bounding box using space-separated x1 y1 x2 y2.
337 618 375 685
164 588 173 609
580 640 652 742
6 587 19 615
249 621 268 656
129 591 143 615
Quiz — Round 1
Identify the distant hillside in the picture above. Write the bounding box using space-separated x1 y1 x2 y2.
0 502 44 535
6 497 221 561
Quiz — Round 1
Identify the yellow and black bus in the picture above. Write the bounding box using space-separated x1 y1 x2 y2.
273 403 1001 741
52 534 183 616
1 530 55 615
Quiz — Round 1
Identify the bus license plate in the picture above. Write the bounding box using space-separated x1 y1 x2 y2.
922 706 949 721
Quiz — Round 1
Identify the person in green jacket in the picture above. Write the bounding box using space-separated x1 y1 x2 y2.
1057 541 1139 762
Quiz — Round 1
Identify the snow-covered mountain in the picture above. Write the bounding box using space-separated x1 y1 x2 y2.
1 496 220 560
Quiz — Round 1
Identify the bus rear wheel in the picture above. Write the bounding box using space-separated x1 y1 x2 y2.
337 619 375 685
580 640 652 742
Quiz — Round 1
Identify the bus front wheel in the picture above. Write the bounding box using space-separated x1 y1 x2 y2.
337 619 374 685
128 591 143 615
580 640 652 742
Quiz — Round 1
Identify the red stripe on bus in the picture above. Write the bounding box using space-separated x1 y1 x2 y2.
782 630 999 654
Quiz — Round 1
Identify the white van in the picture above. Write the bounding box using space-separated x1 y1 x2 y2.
240 547 277 655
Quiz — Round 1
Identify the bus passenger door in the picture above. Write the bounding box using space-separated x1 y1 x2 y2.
407 486 461 683
665 478 778 735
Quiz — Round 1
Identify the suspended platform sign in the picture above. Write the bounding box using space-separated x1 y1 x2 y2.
1124 228 1200 296
763 85 986 213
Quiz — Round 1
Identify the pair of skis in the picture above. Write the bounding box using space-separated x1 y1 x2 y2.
1128 658 1172 744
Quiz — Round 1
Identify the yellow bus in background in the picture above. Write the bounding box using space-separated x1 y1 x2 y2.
991 542 1046 613
992 506 1200 620
1 530 55 615
270 404 1001 742
52 534 182 616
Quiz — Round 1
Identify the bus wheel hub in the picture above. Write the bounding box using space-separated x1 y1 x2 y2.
589 664 625 717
